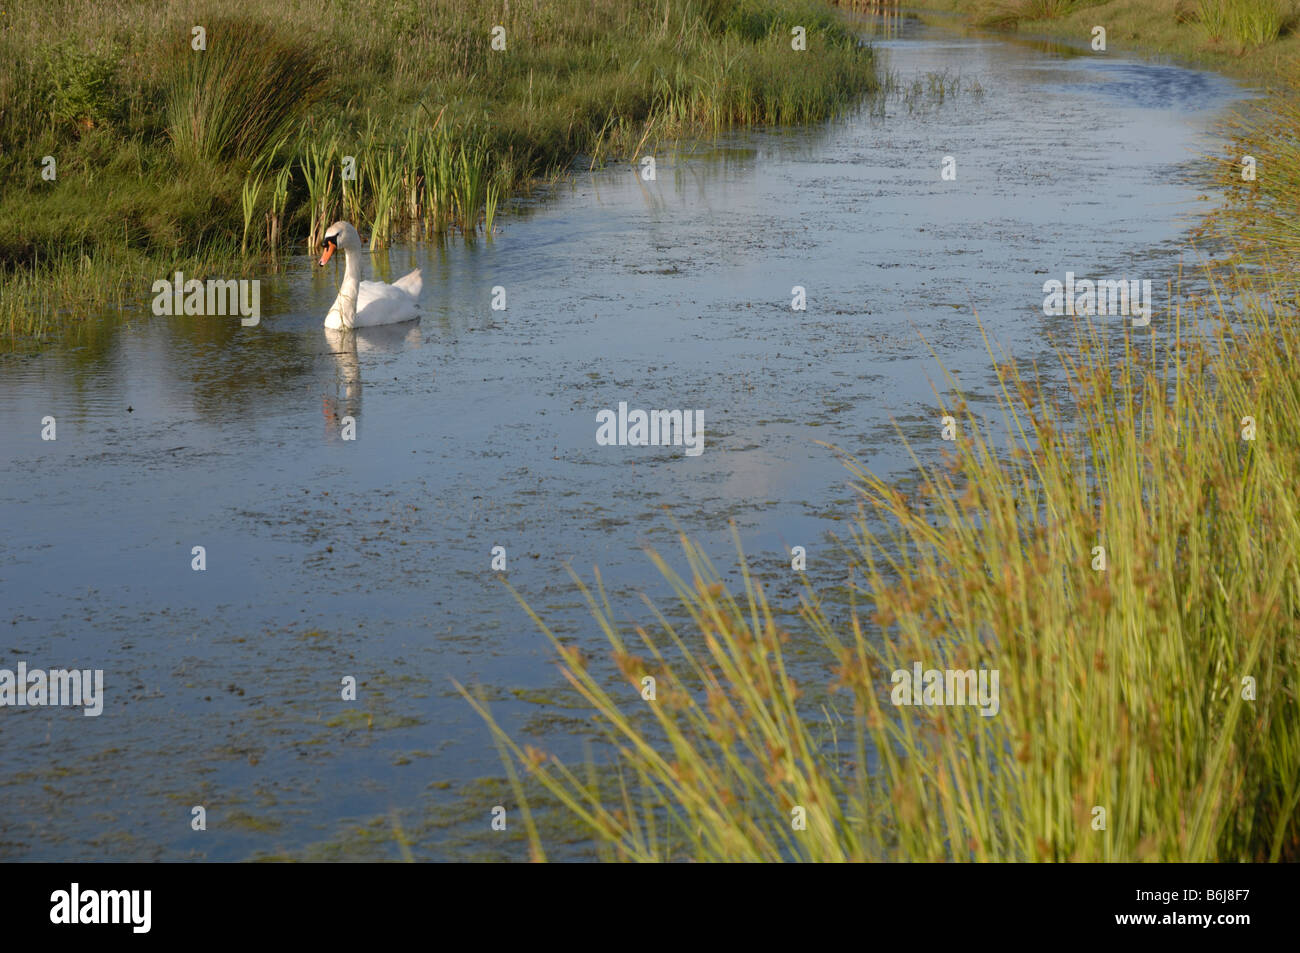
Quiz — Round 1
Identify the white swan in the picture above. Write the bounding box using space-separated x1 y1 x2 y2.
318 221 422 329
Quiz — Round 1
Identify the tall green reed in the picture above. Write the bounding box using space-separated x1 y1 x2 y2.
240 170 264 256
300 128 339 254
368 147 402 250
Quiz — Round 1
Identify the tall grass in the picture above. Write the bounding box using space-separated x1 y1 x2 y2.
469 275 1300 862
367 147 402 251
1207 70 1300 270
970 0 1292 47
974 0 1083 29
165 17 327 165
1197 0 1286 47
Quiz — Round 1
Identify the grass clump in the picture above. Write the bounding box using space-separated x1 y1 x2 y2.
971 0 1085 30
470 274 1300 862
1203 68 1300 272
1197 0 1287 48
165 17 328 165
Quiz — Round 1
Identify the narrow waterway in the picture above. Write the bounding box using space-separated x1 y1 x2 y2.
0 14 1241 860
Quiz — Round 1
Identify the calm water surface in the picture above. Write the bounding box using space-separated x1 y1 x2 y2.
0 16 1240 859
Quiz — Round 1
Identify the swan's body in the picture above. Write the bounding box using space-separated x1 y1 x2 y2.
318 221 421 329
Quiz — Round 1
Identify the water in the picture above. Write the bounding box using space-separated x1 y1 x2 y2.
0 15 1241 860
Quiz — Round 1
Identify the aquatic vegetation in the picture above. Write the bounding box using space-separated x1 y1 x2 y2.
300 126 341 255
266 158 294 257
367 147 402 252
900 69 983 111
472 272 1300 862
1203 70 1300 272
240 169 264 257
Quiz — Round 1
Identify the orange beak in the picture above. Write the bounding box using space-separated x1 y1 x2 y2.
318 242 335 267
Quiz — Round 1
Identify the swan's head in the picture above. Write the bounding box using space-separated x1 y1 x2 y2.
318 221 361 266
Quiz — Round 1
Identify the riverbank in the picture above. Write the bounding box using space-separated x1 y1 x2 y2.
478 9 1300 861
0 0 878 351
878 0 1300 84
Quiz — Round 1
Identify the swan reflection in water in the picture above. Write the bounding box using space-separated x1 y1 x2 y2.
322 322 423 440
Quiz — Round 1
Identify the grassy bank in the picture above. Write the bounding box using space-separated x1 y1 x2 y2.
885 0 1300 82
466 7 1300 861
876 1 1300 269
0 0 878 349
472 272 1300 862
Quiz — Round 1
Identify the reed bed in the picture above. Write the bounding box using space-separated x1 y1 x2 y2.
469 272 1300 862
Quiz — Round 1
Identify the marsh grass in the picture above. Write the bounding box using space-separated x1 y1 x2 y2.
1197 0 1287 47
165 17 328 165
1 238 237 343
1204 69 1300 271
899 69 983 111
300 128 340 254
973 0 1086 29
961 0 1296 53
0 0 878 348
469 272 1300 862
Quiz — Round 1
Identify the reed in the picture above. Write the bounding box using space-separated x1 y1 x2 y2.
368 147 402 250
267 162 293 256
455 140 488 234
484 180 501 238
0 236 238 346
341 118 376 231
1197 0 1233 38
401 124 424 237
470 270 1300 862
420 122 455 235
300 129 339 254
240 169 264 256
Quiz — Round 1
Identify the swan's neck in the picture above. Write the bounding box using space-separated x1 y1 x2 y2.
333 247 362 326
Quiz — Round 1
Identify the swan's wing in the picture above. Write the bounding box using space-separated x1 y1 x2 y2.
353 279 420 327
391 268 422 299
